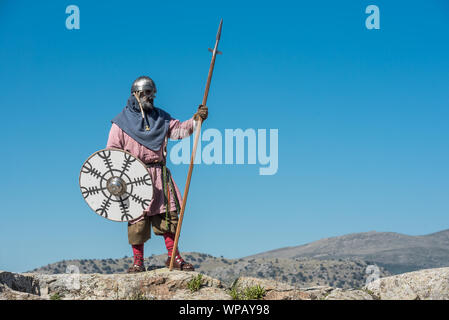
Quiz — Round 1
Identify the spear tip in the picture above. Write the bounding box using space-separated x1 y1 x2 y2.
216 18 223 40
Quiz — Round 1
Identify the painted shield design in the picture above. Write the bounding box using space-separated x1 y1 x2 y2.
79 148 153 222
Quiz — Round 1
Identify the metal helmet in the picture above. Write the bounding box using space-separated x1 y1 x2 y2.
130 76 157 96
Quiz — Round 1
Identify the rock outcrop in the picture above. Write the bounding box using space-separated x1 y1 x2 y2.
365 267 449 300
29 253 391 290
1 267 448 300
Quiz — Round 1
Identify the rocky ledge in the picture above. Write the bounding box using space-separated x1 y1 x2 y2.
0 267 448 300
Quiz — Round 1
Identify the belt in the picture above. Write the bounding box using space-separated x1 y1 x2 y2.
145 161 165 167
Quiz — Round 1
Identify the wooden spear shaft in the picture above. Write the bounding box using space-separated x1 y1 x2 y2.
169 19 223 270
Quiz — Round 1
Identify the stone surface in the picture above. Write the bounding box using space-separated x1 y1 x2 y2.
21 268 227 300
0 284 44 300
323 288 375 300
365 267 449 300
232 276 312 300
0 271 40 295
1 267 449 300
299 286 336 300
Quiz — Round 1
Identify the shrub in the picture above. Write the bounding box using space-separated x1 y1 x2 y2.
187 274 203 293
229 283 266 300
50 293 62 300
130 292 148 300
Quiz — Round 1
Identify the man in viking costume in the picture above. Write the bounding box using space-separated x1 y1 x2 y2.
106 76 208 273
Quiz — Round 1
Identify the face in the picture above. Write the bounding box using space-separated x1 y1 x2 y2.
136 89 155 111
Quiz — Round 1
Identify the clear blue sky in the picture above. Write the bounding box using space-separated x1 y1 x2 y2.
1 0 448 272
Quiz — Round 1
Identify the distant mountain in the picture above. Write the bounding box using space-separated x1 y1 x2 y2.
245 229 449 274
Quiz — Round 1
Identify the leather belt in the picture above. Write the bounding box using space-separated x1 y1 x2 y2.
145 162 165 168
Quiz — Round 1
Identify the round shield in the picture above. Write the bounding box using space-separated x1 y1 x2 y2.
79 148 153 222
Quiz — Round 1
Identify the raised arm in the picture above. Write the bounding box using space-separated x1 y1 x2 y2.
168 105 208 140
168 118 197 140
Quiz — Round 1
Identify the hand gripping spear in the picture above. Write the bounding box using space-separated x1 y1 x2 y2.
169 19 223 270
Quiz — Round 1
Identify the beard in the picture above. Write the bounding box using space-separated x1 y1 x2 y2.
140 97 154 111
